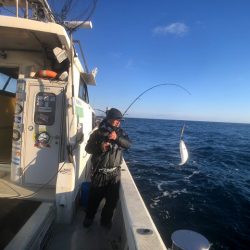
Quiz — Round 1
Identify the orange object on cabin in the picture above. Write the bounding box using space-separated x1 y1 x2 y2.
38 70 57 79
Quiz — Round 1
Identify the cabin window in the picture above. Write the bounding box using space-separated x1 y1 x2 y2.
34 92 56 126
0 68 18 94
78 78 89 103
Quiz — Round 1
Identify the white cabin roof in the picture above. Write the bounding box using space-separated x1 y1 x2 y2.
0 16 71 51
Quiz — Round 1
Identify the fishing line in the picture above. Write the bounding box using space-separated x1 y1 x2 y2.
180 124 185 140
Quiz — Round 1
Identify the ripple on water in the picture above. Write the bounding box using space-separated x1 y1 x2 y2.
124 118 250 249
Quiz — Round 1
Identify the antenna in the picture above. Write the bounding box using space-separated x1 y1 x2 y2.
63 21 93 30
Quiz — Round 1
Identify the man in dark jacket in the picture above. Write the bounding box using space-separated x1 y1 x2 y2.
83 108 131 228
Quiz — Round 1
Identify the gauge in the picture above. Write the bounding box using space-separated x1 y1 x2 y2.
13 129 21 141
15 103 23 115
36 131 50 144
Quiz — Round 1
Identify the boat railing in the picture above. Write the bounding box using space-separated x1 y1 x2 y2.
0 0 55 22
120 160 167 250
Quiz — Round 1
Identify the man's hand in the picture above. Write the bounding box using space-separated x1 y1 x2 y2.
108 131 117 141
101 142 110 152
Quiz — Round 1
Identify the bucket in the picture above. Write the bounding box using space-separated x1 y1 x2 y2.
80 182 91 208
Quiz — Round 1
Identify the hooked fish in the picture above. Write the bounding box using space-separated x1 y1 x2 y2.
179 125 189 166
179 139 189 166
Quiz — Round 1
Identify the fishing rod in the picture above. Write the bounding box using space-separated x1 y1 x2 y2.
95 83 191 165
122 83 191 117
95 83 191 118
121 83 191 166
94 108 106 114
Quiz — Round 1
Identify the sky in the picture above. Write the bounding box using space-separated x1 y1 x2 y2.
0 1 249 123
74 0 250 124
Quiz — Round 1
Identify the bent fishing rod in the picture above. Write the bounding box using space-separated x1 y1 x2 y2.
120 83 191 167
122 83 191 117
95 83 191 118
94 83 191 166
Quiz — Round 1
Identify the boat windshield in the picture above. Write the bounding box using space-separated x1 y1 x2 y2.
0 68 18 94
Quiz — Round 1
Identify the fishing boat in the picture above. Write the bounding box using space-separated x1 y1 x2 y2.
0 1 167 249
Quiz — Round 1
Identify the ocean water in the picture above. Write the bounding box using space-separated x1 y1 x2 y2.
123 118 250 250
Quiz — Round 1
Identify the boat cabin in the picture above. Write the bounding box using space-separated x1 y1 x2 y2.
0 5 96 224
0 2 167 250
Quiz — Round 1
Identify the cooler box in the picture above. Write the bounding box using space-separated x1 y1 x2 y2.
80 182 90 207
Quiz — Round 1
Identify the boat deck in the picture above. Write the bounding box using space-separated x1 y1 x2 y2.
46 201 125 250
0 171 124 250
0 198 41 249
0 162 167 250
0 171 55 201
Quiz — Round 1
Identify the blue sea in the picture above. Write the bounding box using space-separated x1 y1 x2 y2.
123 118 250 250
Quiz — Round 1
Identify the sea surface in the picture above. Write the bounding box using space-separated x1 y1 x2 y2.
123 118 250 250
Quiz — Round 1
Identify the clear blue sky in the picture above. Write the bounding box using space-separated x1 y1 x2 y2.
1 1 249 123
75 0 250 123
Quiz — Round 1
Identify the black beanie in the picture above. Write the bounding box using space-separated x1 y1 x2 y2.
106 108 123 120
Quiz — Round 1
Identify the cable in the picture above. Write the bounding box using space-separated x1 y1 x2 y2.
6 161 67 199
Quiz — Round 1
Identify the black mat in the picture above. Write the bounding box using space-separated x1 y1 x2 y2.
0 198 41 249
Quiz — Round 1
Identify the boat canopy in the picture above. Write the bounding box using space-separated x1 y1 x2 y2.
0 16 70 52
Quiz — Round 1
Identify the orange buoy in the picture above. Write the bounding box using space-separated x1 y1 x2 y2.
37 70 57 79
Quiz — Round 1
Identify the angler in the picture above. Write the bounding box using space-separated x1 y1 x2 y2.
83 108 131 228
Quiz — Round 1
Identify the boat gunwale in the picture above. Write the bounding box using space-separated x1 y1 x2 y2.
120 160 167 250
